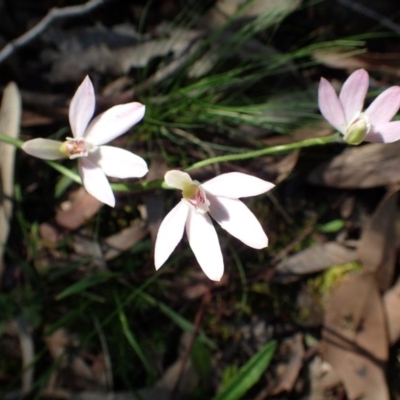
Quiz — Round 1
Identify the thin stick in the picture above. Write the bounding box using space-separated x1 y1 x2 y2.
0 0 109 66
337 0 400 34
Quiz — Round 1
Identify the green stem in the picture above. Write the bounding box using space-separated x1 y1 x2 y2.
0 132 340 192
185 133 340 172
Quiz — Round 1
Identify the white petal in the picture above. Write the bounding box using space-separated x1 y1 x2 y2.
365 86 400 125
318 77 346 134
91 146 148 178
186 210 224 281
165 170 194 190
84 103 145 146
202 172 274 198
208 195 268 249
365 121 400 143
69 76 95 138
21 138 64 160
339 69 369 125
78 157 115 207
154 201 189 269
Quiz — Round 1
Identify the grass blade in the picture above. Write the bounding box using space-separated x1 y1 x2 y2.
212 340 277 400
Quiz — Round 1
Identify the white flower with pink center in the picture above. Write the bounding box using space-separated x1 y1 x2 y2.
318 68 400 144
154 170 274 281
22 76 148 207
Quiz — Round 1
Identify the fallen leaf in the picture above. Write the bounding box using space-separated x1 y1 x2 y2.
322 273 389 400
276 242 357 275
308 141 400 188
0 82 21 277
313 49 400 77
206 0 301 29
358 188 399 290
103 224 148 260
72 232 106 270
271 333 304 395
56 187 102 230
383 277 400 345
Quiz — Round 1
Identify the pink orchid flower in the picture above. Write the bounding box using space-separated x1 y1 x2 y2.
154 170 274 281
318 68 400 144
22 76 148 207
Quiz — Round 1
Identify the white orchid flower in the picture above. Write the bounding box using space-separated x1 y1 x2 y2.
155 170 274 281
22 76 148 207
318 68 400 144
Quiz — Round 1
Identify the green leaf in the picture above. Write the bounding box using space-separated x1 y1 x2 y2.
212 340 277 400
191 339 212 382
115 292 156 380
139 292 216 349
55 272 116 300
317 219 345 233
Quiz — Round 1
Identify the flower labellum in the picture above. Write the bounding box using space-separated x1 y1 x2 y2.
154 170 275 281
318 68 400 144
22 76 148 207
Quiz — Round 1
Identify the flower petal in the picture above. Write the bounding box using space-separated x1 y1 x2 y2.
318 77 346 134
208 195 268 249
339 69 369 125
165 170 194 190
69 76 95 138
186 210 224 281
21 138 64 160
78 157 115 207
202 172 274 198
154 201 189 269
85 102 145 146
90 146 148 178
365 86 400 125
365 121 400 143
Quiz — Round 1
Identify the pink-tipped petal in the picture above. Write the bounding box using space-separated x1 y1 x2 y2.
202 172 274 199
94 146 148 178
186 210 224 281
21 138 64 160
78 157 115 207
318 77 347 134
85 103 145 146
69 76 95 138
365 121 400 143
365 86 400 125
154 201 189 269
208 195 268 249
165 170 194 190
339 69 369 124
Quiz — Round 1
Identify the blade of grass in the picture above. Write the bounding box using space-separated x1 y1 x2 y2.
55 272 116 300
212 340 277 400
139 292 216 349
114 291 156 381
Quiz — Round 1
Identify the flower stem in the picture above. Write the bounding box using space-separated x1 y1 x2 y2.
0 132 340 192
185 133 340 172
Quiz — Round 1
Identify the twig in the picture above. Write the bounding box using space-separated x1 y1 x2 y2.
0 0 110 66
336 0 400 34
170 289 212 400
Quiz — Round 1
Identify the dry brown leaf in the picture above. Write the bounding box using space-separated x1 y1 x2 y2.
11 317 34 393
276 242 357 275
0 82 21 277
313 49 400 77
206 0 301 29
383 277 400 345
358 188 399 290
71 231 106 270
309 141 400 188
56 187 102 230
322 273 389 400
271 333 304 395
103 224 148 260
